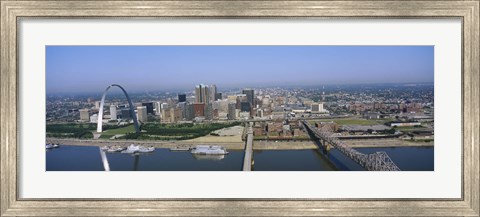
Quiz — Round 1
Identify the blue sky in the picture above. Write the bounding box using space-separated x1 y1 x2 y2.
46 46 434 93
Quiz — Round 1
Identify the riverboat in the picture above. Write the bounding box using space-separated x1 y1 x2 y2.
121 144 155 154
190 145 229 155
101 145 126 153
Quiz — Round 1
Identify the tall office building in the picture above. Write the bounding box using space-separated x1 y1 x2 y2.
210 84 217 102
170 107 183 123
136 106 148 123
242 89 255 108
154 102 161 115
204 103 213 120
227 103 236 120
121 108 131 119
184 103 195 121
311 103 325 113
236 94 247 109
79 109 90 121
142 102 154 114
195 85 202 103
178 94 186 103
215 93 222 101
240 101 251 112
195 84 211 103
109 105 117 120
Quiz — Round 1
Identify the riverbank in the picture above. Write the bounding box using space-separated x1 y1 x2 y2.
47 137 434 151
46 138 246 150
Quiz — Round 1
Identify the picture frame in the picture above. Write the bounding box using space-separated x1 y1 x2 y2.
1 0 478 216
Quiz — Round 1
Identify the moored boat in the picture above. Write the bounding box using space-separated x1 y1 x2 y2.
101 145 126 153
121 144 155 154
46 144 54 149
190 145 228 155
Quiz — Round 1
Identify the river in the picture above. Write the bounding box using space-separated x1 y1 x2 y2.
46 145 433 171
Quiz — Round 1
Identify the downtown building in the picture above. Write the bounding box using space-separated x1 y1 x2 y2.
195 84 210 103
195 84 218 104
109 104 117 120
142 102 155 114
183 103 195 121
136 106 148 123
227 102 236 120
242 89 255 108
178 94 187 103
79 109 90 121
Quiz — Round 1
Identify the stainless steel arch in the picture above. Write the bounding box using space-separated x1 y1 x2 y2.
97 84 140 134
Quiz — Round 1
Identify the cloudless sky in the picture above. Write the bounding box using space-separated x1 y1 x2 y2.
46 46 434 93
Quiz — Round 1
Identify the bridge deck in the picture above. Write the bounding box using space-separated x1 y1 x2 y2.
302 121 401 171
242 124 254 171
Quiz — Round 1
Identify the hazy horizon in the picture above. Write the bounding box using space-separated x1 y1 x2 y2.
46 46 434 94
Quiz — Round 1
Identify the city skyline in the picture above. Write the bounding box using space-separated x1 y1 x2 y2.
46 46 434 93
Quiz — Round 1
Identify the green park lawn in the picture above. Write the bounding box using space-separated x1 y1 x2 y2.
98 125 136 137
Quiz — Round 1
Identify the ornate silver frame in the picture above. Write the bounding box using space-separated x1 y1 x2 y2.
1 1 478 216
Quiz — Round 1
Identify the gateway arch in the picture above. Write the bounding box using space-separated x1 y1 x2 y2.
97 84 140 134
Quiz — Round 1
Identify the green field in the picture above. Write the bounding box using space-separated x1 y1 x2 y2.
99 125 136 139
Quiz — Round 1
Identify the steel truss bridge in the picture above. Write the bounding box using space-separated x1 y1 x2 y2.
301 120 401 171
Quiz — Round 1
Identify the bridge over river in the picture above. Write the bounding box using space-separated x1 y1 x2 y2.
301 120 401 171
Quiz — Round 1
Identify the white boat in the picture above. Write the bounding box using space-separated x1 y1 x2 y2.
101 145 126 153
46 144 54 149
52 144 60 148
121 144 155 154
190 145 229 155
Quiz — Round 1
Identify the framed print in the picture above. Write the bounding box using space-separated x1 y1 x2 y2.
1 0 479 216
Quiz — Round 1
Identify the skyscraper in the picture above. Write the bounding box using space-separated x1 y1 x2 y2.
202 85 210 103
178 94 186 103
109 104 117 120
137 106 148 123
228 103 236 120
142 102 154 114
242 89 255 108
210 84 217 102
195 85 202 103
195 84 210 103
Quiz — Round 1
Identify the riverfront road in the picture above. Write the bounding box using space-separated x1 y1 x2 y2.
242 123 254 171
